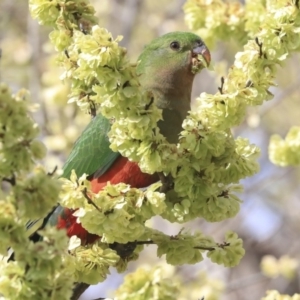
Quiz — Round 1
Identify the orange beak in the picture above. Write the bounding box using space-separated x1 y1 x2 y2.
192 43 211 67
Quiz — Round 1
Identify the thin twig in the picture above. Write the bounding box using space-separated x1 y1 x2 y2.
47 166 58 176
144 97 154 110
255 37 263 58
218 76 225 94
245 80 253 88
81 187 102 212
89 100 97 118
134 240 155 245
64 49 70 59
3 175 16 186
194 242 230 252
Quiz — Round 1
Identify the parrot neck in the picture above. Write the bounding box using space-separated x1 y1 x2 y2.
139 54 196 143
151 73 194 143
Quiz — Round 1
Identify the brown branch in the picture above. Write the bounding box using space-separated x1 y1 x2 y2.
71 282 90 300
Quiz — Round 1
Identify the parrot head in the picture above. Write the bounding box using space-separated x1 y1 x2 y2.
137 31 211 143
137 31 210 78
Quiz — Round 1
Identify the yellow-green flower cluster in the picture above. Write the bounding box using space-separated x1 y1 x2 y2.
115 267 179 300
0 84 61 220
152 229 244 268
183 271 225 300
0 228 73 300
184 0 247 48
60 169 244 268
60 172 166 243
261 255 299 280
67 241 120 284
0 84 72 298
162 112 259 223
66 234 144 283
30 0 97 50
0 201 27 255
206 231 245 267
0 85 44 177
269 126 300 166
245 0 267 35
155 231 207 265
184 0 300 50
185 0 300 130
173 0 300 225
13 166 62 219
262 290 300 300
115 265 225 300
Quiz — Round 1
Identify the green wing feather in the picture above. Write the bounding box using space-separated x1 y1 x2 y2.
62 114 120 179
20 115 119 246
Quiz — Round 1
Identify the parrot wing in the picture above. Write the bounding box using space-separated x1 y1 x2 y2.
62 113 120 179
21 114 119 246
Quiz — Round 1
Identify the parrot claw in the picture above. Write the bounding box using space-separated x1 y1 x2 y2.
157 172 174 193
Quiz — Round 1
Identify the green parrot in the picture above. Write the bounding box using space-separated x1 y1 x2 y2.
10 31 210 300
27 31 211 248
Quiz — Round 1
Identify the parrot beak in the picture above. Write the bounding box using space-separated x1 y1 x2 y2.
192 43 211 67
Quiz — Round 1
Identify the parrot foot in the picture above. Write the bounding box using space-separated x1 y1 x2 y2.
157 172 174 193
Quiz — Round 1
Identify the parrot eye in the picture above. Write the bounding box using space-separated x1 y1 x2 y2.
170 41 181 51
195 40 204 47
196 39 203 45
